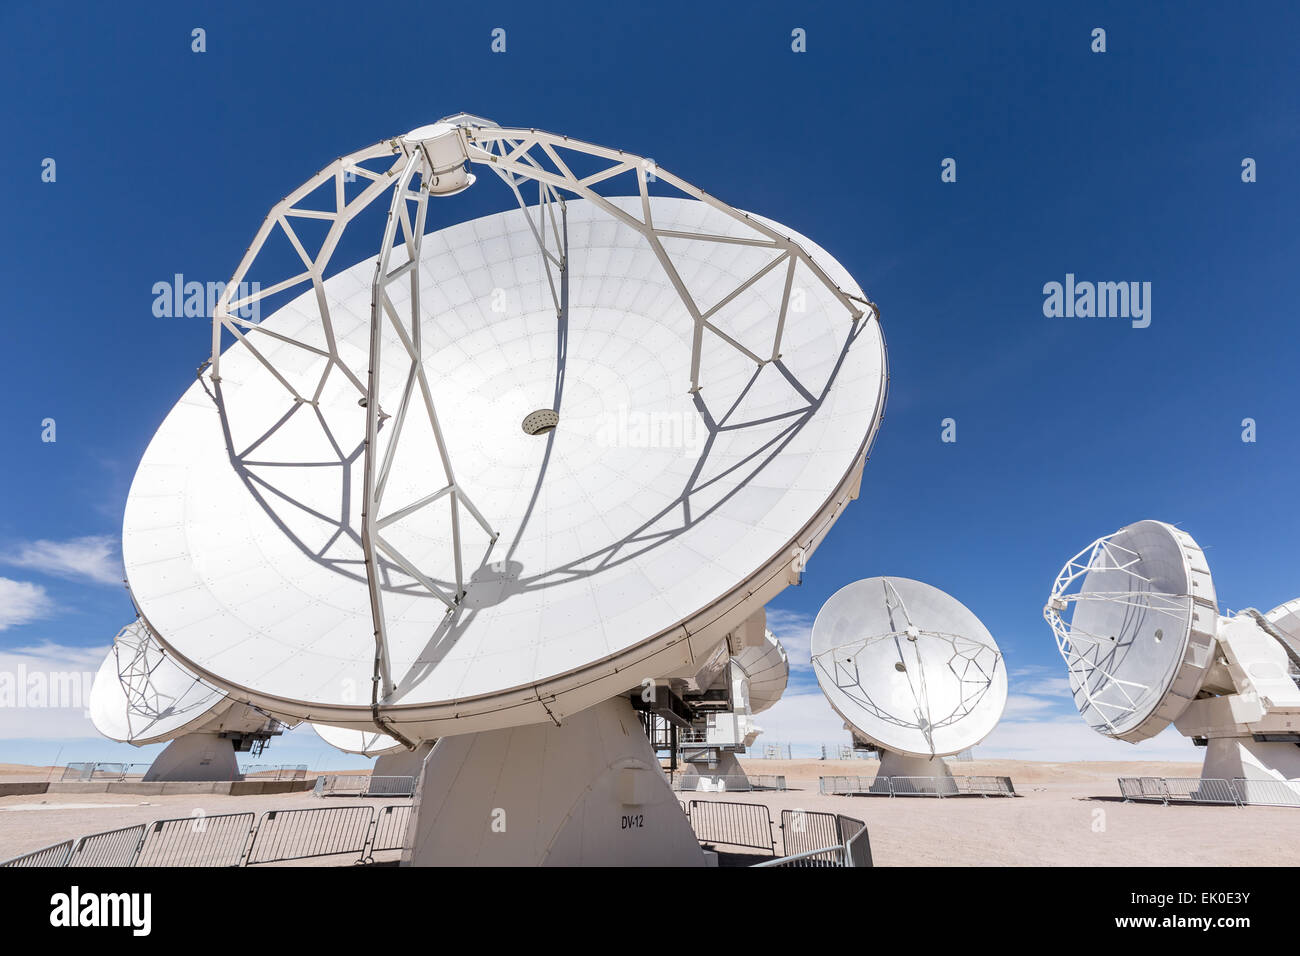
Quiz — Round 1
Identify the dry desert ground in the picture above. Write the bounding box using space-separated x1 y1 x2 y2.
3 758 1298 866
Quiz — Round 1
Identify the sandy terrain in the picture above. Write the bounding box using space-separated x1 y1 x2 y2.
2 758 1297 866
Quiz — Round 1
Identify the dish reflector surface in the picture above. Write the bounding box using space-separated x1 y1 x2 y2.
312 723 404 756
811 577 1006 757
123 196 885 730
89 620 230 745
1044 519 1217 742
733 629 788 715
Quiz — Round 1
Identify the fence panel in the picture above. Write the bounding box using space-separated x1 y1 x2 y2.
1233 778 1300 807
889 776 960 797
781 808 841 857
749 774 787 791
246 806 375 864
686 801 776 854
366 776 416 797
962 775 1016 797
1162 777 1239 805
135 812 255 867
673 774 754 793
0 839 74 868
753 846 846 867
369 804 412 852
69 825 146 867
839 816 873 868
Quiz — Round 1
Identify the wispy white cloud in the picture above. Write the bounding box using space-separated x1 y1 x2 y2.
0 535 123 587
1014 676 1072 698
765 607 814 670
0 578 53 630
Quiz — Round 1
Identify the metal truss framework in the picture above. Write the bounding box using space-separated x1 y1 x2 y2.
811 580 1001 756
207 114 879 706
1043 533 1192 735
112 620 219 737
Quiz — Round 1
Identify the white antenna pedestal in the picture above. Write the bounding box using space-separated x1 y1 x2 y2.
877 749 955 782
142 733 240 782
403 697 704 866
1199 736 1300 783
680 750 749 791
373 741 435 778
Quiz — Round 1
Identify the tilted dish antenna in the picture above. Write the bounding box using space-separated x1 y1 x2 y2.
1046 520 1300 797
89 620 285 781
122 113 886 863
812 577 1006 787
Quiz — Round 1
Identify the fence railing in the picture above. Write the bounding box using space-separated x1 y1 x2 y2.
684 800 776 855
237 764 309 781
0 803 415 869
781 808 842 857
1232 778 1300 807
1118 777 1243 806
245 806 375 864
673 774 753 793
136 812 255 867
314 774 416 798
819 774 1014 797
749 774 788 791
60 762 152 782
756 812 871 868
0 839 73 868
69 825 148 867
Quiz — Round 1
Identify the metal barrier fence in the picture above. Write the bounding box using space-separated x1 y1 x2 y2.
370 804 412 852
781 808 841 857
245 806 375 864
0 839 73 868
1118 777 1243 806
819 774 1013 797
749 774 788 791
685 800 776 855
60 762 152 782
888 776 961 797
963 775 1016 796
69 825 148 867
0 804 417 868
135 812 255 867
314 774 416 797
754 846 846 867
1233 778 1300 807
238 764 309 781
756 813 871 868
672 774 753 793
839 816 873 868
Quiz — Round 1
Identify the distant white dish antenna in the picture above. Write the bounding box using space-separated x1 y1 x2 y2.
1047 520 1300 795
812 577 1007 783
89 620 285 781
122 113 885 864
312 723 404 757
678 620 790 791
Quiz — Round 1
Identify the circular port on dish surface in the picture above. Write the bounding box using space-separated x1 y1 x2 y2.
521 409 559 435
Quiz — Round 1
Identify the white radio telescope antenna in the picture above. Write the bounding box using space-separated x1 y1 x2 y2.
1046 519 1300 800
122 113 887 863
89 620 286 781
811 577 1006 787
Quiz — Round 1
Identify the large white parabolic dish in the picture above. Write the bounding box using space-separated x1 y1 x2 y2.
811 577 1006 758
89 620 231 745
1044 519 1218 742
122 120 886 740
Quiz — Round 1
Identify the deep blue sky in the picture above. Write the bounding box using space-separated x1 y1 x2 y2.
0 1 1296 766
